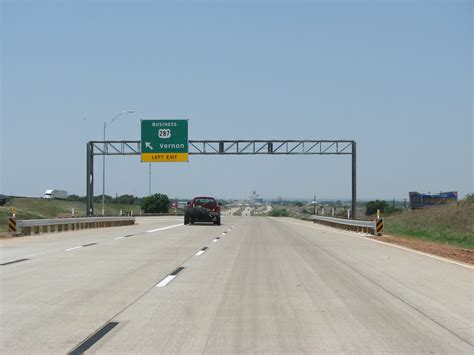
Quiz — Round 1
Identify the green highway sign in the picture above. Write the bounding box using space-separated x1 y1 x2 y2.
141 119 188 162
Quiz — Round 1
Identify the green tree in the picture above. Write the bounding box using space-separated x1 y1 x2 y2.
115 194 137 205
463 193 474 204
365 200 388 215
67 194 83 202
141 193 170 213
270 208 290 217
93 194 113 203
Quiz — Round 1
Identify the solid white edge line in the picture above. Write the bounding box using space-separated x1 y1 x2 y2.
65 246 83 251
114 237 125 240
146 224 183 233
156 275 176 287
272 218 474 269
195 250 205 256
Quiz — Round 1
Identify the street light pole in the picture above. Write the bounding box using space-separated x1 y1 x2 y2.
102 110 135 215
148 163 151 195
102 122 106 216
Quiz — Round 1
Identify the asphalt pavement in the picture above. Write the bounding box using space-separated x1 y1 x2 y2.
1 216 472 354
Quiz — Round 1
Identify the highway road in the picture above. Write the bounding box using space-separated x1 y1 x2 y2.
1 216 472 354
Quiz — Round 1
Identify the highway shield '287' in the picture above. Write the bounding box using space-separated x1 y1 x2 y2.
141 119 188 162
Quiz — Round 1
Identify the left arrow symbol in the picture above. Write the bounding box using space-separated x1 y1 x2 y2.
145 142 154 150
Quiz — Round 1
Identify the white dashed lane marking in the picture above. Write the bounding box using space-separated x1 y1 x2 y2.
65 246 83 251
146 224 183 233
64 242 96 252
195 247 208 256
156 267 185 287
156 275 176 287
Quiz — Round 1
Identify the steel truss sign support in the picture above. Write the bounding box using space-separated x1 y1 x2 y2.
86 140 357 218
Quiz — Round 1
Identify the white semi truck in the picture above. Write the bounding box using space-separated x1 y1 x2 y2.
43 190 68 200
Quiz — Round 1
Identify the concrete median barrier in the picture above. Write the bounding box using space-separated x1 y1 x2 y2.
11 217 135 236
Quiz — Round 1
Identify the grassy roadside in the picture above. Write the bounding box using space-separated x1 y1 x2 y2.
0 197 140 232
268 202 474 250
384 201 474 250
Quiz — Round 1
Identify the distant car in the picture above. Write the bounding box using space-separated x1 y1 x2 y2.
185 197 221 225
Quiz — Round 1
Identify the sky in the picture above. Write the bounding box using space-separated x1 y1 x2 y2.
1 0 472 201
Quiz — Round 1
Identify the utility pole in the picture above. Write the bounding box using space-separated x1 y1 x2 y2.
102 123 106 215
148 163 151 195
313 195 316 215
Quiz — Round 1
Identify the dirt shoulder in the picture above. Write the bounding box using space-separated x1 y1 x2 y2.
373 234 474 265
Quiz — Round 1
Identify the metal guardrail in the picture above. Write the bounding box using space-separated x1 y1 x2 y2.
313 215 382 235
313 215 375 228
17 217 135 228
12 217 135 236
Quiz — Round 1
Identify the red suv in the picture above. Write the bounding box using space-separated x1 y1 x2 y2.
184 197 221 225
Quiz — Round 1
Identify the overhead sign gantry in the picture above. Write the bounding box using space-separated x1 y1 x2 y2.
86 120 357 218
